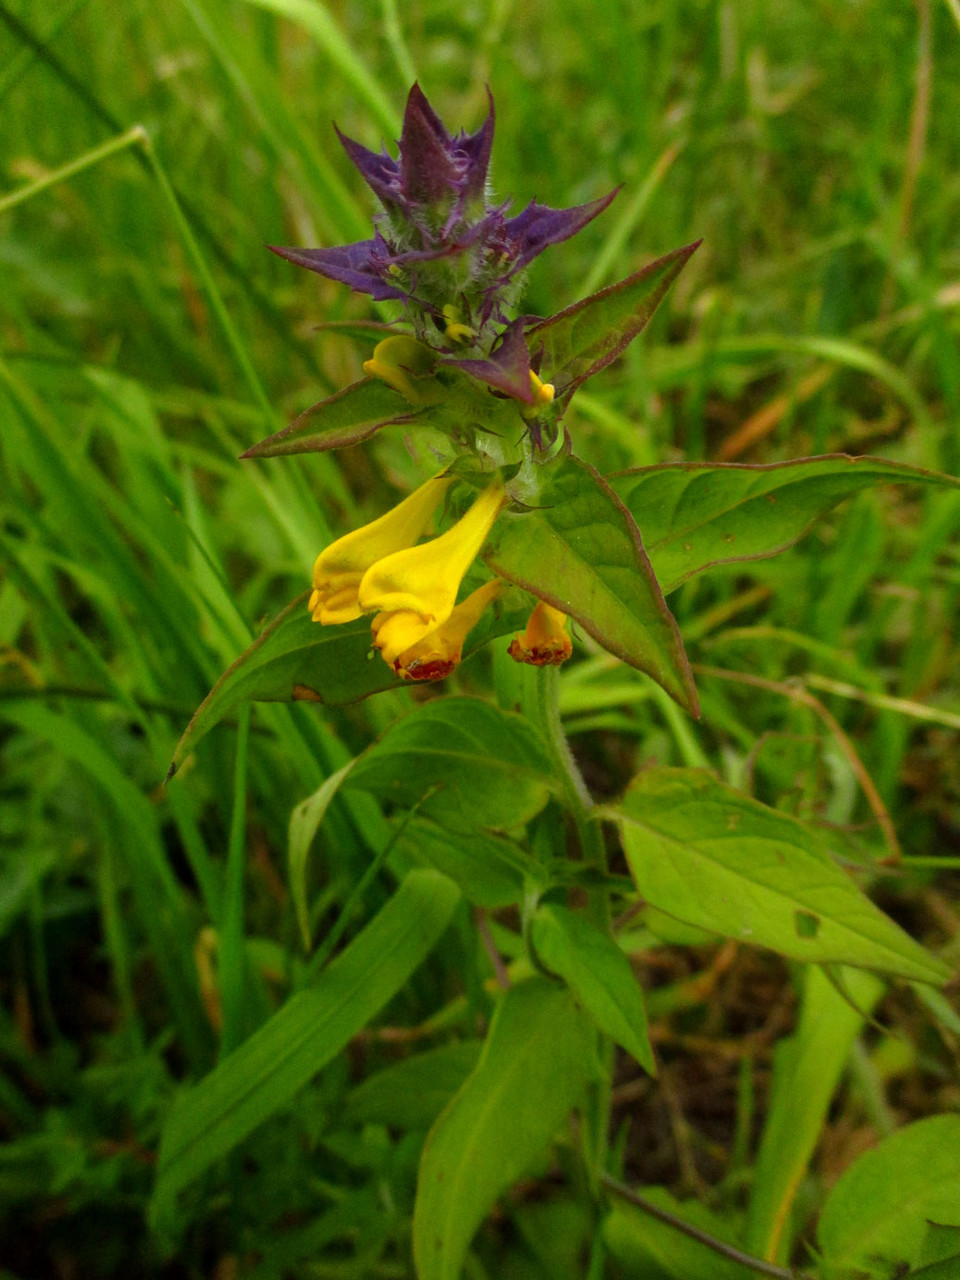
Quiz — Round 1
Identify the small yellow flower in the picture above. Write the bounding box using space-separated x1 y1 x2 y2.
360 478 506 663
379 579 503 681
508 600 572 667
309 474 453 624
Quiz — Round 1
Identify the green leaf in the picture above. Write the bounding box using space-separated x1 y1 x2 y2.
905 1255 960 1280
168 597 395 774
342 1041 483 1131
241 377 418 457
527 241 700 407
614 768 949 983
744 965 884 1262
818 1116 960 1278
344 696 556 830
413 978 594 1280
610 454 960 595
532 903 655 1074
170 594 531 774
485 454 698 715
603 1190 755 1280
149 868 460 1233
396 816 535 907
288 762 355 949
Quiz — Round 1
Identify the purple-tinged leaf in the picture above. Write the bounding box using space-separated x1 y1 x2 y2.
484 453 698 716
610 453 960 595
527 240 700 405
459 88 495 201
241 378 417 459
442 318 534 402
399 83 461 204
334 125 402 208
268 238 406 301
503 190 618 274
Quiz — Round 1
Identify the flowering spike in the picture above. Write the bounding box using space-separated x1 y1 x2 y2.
310 474 453 624
271 85 617 356
361 479 506 662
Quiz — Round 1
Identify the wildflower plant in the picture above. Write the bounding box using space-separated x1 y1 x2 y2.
158 86 957 1279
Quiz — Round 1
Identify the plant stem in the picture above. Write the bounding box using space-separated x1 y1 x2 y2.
521 665 608 923
601 1174 816 1280
520 663 613 1179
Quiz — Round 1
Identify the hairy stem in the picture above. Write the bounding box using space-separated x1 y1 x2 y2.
520 663 613 1178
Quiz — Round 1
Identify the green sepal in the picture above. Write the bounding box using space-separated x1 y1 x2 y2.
484 452 698 716
527 240 700 409
241 376 420 458
611 453 960 594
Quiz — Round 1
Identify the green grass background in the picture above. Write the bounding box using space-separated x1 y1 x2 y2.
2 0 960 1275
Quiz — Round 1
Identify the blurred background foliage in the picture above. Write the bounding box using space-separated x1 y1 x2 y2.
1 0 959 1276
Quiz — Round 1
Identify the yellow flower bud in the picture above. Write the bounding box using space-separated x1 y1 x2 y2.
362 335 442 405
520 370 556 419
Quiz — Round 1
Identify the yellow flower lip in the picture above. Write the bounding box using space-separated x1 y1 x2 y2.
358 478 506 634
310 473 453 625
508 600 572 667
380 579 503 681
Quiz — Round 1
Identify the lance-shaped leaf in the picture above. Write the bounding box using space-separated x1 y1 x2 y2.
169 593 530 777
150 869 460 1235
502 191 619 276
526 240 700 408
485 453 698 715
241 377 418 459
610 454 960 594
613 767 950 984
413 979 595 1280
532 903 655 1073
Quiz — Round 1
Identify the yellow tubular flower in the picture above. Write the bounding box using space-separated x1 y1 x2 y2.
360 478 507 663
508 600 572 667
378 579 503 682
309 474 453 625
